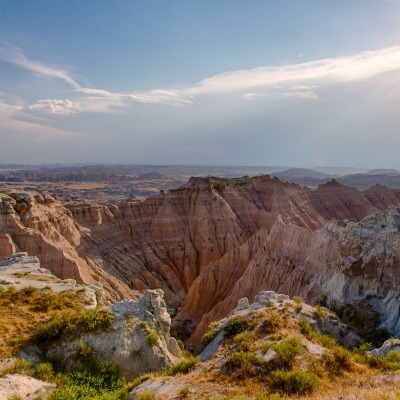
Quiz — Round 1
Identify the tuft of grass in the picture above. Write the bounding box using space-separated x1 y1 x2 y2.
135 391 156 400
3 358 33 376
367 350 400 370
260 313 283 335
323 346 353 374
34 308 114 343
271 337 302 370
35 362 55 381
178 385 190 399
224 316 258 337
128 373 154 390
293 296 303 312
202 321 221 346
167 356 199 376
146 331 159 347
270 369 318 395
234 330 257 352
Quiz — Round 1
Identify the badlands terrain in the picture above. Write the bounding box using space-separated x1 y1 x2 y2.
2 164 400 399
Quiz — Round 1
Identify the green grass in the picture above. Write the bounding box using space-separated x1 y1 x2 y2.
167 355 199 375
34 308 114 343
146 331 159 347
202 321 221 346
224 316 258 337
270 369 318 395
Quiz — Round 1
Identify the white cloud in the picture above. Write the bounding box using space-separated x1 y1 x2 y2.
19 99 81 116
187 45 400 95
0 43 80 89
81 45 400 107
242 90 317 101
0 101 77 138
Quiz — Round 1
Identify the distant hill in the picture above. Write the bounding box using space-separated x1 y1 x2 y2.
366 169 400 176
272 168 333 180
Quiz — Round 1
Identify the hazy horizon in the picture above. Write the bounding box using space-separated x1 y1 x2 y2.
1 1 400 168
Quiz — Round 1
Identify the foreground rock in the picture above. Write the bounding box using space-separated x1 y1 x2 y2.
0 254 182 380
44 289 182 380
0 374 55 400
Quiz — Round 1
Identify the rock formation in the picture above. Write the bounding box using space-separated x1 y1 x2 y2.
2 176 400 338
45 289 182 380
179 207 400 346
0 254 182 380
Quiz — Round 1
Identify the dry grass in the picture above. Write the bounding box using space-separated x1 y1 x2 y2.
0 286 84 357
158 306 400 399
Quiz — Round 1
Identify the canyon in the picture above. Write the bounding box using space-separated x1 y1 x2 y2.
2 174 400 346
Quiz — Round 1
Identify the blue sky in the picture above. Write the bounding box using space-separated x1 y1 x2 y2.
1 1 400 168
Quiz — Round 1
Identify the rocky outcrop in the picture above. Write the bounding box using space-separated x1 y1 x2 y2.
0 254 182 380
0 374 55 400
0 252 105 307
45 289 182 380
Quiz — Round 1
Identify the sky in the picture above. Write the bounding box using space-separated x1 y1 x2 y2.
1 1 400 168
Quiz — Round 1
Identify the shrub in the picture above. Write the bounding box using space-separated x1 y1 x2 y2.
234 330 257 352
225 316 259 338
293 296 303 312
270 369 318 395
271 337 302 370
260 313 282 334
146 331 159 347
364 328 391 348
298 318 314 340
76 339 95 360
178 385 190 399
79 309 114 332
34 308 114 343
323 346 353 373
34 310 78 342
367 350 400 370
202 321 221 346
35 362 55 381
167 356 199 375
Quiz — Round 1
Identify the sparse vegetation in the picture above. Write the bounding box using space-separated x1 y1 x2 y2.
135 391 156 400
270 369 318 395
224 316 258 337
0 286 85 356
202 321 221 346
167 355 199 375
146 330 159 347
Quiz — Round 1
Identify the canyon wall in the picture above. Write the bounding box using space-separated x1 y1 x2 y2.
1 175 400 324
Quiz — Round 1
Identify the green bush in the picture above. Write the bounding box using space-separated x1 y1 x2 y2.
234 330 257 352
271 337 301 370
367 350 400 370
35 362 55 381
167 356 199 375
270 369 318 395
224 317 257 337
202 321 221 346
34 308 114 343
323 346 353 373
260 313 283 334
146 331 159 347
